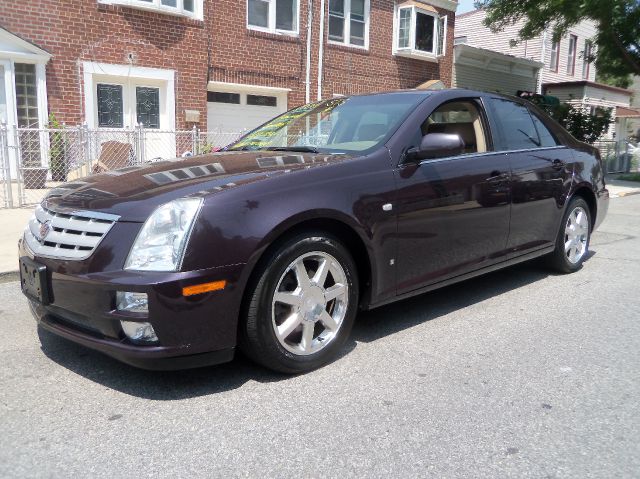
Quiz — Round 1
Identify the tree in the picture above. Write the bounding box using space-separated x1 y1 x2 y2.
525 96 612 143
476 0 640 77
596 71 632 89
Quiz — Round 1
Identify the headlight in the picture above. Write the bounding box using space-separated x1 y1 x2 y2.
124 198 202 271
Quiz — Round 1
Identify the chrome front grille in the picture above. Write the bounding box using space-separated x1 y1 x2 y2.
25 204 118 260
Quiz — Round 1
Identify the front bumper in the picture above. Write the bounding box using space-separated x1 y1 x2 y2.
20 238 245 370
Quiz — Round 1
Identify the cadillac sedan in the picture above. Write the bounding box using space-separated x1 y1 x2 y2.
19 89 609 373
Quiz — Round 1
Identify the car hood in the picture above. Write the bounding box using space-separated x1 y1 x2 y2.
43 151 355 222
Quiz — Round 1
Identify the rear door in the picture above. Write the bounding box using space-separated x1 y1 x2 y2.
486 97 573 255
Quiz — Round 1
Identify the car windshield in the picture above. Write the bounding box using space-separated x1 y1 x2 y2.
226 93 427 154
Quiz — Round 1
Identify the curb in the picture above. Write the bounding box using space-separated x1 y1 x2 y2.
0 271 19 283
617 190 640 197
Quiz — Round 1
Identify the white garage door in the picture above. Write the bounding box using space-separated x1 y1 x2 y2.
207 88 288 142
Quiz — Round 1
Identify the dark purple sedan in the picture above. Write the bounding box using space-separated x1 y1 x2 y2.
19 90 609 373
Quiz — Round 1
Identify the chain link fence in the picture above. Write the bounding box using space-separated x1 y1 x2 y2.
594 139 639 174
0 124 245 208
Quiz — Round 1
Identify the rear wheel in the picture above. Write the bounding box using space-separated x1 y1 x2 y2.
239 232 359 374
547 197 591 273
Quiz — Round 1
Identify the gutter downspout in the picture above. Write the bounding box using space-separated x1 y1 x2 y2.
305 0 313 103
537 29 547 94
317 0 326 100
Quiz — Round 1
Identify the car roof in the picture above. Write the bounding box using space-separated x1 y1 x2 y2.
339 88 525 103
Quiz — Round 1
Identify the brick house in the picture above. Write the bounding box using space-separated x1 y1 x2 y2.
207 0 456 133
0 0 456 138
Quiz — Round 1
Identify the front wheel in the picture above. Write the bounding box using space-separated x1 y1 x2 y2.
547 197 592 273
239 232 359 374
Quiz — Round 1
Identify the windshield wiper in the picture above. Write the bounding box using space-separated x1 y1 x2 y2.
264 146 320 153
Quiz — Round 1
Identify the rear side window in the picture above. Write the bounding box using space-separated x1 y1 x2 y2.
530 111 559 147
489 98 541 151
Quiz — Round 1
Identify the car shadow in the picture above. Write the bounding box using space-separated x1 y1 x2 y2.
37 254 592 400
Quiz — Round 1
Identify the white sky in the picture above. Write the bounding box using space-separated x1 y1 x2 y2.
457 0 476 15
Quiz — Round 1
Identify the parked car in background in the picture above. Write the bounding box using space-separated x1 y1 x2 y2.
19 90 609 373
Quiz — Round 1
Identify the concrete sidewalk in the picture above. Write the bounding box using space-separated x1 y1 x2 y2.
1 177 639 275
607 177 640 198
0 208 32 276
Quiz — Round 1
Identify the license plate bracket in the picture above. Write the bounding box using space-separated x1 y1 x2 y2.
20 256 50 305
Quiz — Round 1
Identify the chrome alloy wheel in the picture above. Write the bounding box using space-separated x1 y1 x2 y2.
271 251 349 356
564 206 589 264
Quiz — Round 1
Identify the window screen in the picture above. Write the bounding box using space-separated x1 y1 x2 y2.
415 12 435 52
276 0 296 31
328 0 345 41
248 0 269 28
490 99 541 151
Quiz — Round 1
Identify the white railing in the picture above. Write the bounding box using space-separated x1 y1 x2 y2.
0 123 246 208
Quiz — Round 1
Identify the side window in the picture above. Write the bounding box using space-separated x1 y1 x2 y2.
529 111 558 147
416 100 488 156
489 99 540 151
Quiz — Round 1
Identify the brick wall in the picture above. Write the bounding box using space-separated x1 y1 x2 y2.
1 0 455 129
0 0 208 130
209 0 456 107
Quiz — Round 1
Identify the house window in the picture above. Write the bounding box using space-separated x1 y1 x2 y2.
207 92 241 104
582 40 592 79
550 40 560 72
247 94 278 106
247 0 298 34
97 0 203 20
328 0 369 48
97 84 124 128
567 34 577 76
394 5 447 60
15 63 41 167
136 87 160 129
15 64 39 128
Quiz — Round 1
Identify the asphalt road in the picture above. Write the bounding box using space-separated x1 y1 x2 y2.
1 195 639 478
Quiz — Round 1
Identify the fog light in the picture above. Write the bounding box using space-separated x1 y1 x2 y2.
116 291 148 313
120 321 158 343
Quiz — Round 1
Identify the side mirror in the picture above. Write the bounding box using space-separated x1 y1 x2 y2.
406 133 465 162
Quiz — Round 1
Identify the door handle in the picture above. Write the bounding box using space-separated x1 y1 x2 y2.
552 159 566 170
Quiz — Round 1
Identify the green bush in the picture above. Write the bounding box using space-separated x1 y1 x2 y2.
527 98 612 144
48 113 68 182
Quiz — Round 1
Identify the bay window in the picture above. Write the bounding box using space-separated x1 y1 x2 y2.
328 0 369 48
394 4 447 61
247 0 299 34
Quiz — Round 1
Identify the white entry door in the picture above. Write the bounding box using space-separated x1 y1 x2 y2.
84 63 176 165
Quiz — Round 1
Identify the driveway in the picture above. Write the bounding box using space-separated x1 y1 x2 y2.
1 195 639 478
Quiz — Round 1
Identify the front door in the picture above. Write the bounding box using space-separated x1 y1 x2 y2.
395 98 511 295
92 77 172 166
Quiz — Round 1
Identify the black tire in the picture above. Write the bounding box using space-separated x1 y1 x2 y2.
239 231 359 374
547 197 592 273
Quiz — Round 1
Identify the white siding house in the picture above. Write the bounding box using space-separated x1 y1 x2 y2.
455 9 597 89
453 40 542 94
455 9 633 139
